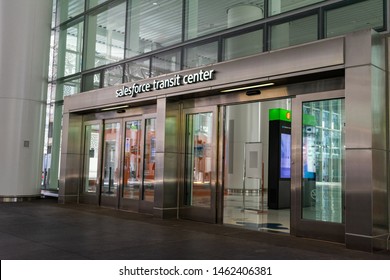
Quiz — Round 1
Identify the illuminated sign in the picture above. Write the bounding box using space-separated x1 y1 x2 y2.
116 69 215 98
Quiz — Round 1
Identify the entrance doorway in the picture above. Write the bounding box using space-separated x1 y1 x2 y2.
291 90 345 242
80 114 157 213
179 106 219 223
223 99 291 233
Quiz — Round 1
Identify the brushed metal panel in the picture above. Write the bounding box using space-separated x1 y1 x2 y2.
345 66 372 149
371 67 387 151
345 29 372 68
59 153 82 197
371 32 386 70
67 114 83 155
372 150 388 236
345 149 373 236
164 104 180 154
153 152 164 209
162 152 179 208
156 98 167 153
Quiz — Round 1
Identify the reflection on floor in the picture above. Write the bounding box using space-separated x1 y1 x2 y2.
223 190 290 234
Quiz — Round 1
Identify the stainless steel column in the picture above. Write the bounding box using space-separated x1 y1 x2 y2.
345 29 389 251
153 98 180 218
0 0 51 200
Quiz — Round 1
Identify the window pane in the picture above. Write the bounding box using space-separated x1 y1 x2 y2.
151 50 181 77
58 0 85 23
55 77 82 100
102 122 121 197
83 72 101 91
123 120 142 200
126 0 182 58
326 0 384 38
185 112 213 208
88 0 109 9
302 99 344 223
85 2 126 69
269 0 323 16
83 124 100 194
271 15 317 50
184 41 218 69
124 58 150 83
57 22 84 78
185 0 264 40
143 119 156 202
223 29 263 61
104 65 123 87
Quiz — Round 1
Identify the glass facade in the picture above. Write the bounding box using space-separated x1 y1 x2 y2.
269 0 323 16
271 15 318 50
45 0 386 191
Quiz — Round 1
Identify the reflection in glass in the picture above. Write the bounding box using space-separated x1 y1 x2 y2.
58 21 84 78
185 0 264 40
151 50 181 77
184 42 218 69
83 72 101 92
302 99 344 223
85 2 126 69
271 15 317 50
143 119 156 202
83 124 100 193
326 0 384 38
123 120 142 200
223 29 263 61
102 122 121 197
58 0 85 23
126 0 182 58
269 0 323 16
104 65 123 87
57 77 82 99
88 0 109 9
124 58 150 82
185 112 213 208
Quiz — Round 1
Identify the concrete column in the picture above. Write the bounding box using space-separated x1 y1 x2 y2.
344 29 388 251
0 0 51 200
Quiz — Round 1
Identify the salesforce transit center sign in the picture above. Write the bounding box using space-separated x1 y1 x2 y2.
115 69 215 98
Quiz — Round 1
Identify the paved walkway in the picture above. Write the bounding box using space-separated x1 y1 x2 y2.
1 198 390 260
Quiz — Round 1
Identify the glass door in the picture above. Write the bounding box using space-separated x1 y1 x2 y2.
100 120 122 208
139 117 156 213
80 121 102 204
291 90 345 243
120 118 143 210
180 107 218 223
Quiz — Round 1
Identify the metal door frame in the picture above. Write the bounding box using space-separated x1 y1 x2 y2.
119 116 145 211
80 119 103 205
179 106 219 223
99 118 123 208
291 89 345 243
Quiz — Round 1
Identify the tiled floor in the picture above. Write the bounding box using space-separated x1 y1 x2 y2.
223 192 290 233
1 198 390 260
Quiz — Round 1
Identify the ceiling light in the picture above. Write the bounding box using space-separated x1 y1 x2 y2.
220 83 275 93
101 105 129 111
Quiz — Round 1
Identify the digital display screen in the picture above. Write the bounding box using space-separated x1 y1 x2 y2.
280 133 291 179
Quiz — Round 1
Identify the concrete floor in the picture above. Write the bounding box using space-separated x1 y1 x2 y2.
0 198 390 260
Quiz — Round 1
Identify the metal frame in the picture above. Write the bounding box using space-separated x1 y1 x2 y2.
179 105 219 223
291 89 345 243
51 0 388 86
79 119 103 205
